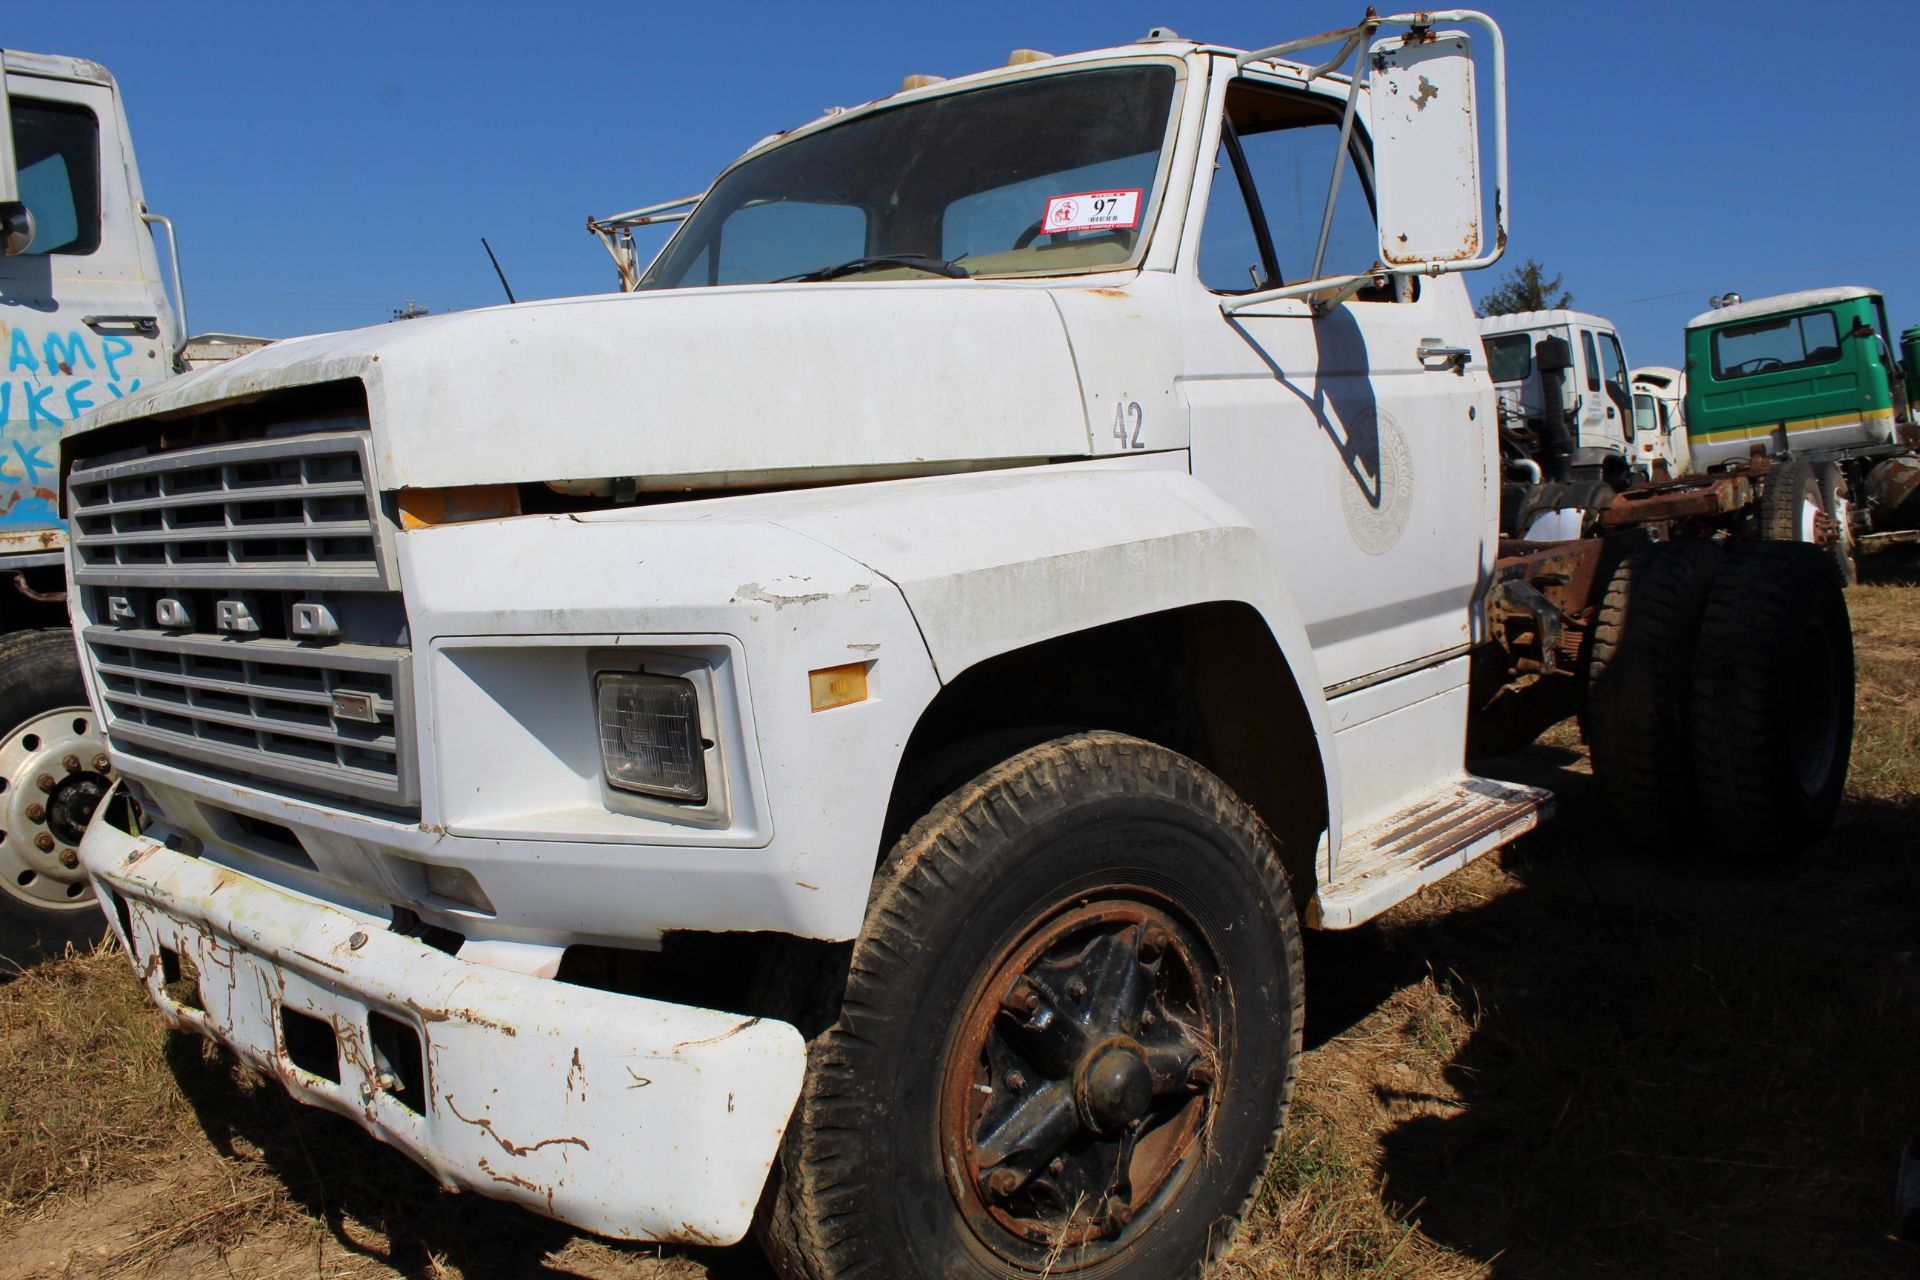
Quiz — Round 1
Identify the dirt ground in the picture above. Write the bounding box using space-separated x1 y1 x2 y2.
3 551 1916 1280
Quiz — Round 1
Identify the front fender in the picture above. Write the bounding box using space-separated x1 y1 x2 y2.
760 455 1343 845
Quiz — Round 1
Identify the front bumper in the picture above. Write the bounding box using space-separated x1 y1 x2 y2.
82 803 807 1245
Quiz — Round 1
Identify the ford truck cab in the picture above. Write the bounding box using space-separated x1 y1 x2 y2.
63 16 1859 1279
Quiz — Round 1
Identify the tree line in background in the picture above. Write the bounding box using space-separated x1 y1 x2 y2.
1477 257 1574 316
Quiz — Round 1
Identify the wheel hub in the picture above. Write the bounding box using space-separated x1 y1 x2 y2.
941 897 1223 1268
0 707 112 912
1077 1039 1154 1134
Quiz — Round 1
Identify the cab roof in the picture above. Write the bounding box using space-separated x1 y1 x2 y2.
1478 309 1618 336
1686 286 1878 330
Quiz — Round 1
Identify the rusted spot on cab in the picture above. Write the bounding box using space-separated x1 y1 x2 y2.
445 1094 591 1157
567 1046 587 1099
1084 287 1129 299
672 1017 762 1053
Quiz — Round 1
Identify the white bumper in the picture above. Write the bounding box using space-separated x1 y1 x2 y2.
83 808 806 1245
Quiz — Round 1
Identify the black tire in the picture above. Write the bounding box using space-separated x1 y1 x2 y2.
1758 459 1822 544
0 629 112 971
1586 539 1724 842
1815 461 1859 586
757 731 1302 1280
1689 544 1854 857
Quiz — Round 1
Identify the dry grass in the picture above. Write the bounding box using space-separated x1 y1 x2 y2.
1 552 1915 1278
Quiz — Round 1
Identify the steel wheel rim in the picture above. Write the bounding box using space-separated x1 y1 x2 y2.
0 707 110 912
940 891 1224 1270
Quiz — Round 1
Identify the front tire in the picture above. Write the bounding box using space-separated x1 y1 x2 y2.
758 732 1303 1280
0 629 113 970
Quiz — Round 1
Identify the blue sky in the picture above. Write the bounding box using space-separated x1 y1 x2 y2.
11 1 1915 367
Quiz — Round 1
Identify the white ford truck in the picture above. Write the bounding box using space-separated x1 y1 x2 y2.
67 14 1855 1279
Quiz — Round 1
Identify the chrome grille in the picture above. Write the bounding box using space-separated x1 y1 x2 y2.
85 629 415 809
69 432 386 590
70 418 416 814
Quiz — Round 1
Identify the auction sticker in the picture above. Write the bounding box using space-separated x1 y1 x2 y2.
1041 188 1142 234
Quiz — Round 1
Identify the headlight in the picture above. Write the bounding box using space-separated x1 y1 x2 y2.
595 672 707 802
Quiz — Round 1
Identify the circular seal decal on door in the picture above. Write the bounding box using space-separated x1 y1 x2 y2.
1335 408 1414 556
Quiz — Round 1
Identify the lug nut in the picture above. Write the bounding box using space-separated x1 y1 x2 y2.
59 849 78 869
1048 1157 1065 1175
91 754 109 772
1187 1059 1216 1091
985 1167 1021 1199
62 755 81 773
1066 977 1087 1001
25 803 44 822
1141 925 1171 958
36 774 56 793
35 833 54 852
1002 979 1040 1016
1006 1071 1026 1092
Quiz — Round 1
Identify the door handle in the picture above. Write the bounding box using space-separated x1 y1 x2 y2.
1416 343 1473 374
83 314 159 337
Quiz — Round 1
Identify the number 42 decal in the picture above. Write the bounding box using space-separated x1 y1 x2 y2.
1111 400 1145 449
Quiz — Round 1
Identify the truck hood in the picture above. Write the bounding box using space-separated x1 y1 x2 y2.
66 282 1096 491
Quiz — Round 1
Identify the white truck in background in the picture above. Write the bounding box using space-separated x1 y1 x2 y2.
1631 364 1692 477
0 49 264 966
69 15 1854 1279
1479 309 1637 493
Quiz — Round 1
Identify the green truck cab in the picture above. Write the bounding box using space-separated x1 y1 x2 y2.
1685 287 1914 468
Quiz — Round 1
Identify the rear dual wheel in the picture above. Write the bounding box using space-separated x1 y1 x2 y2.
1587 540 1852 858
1690 543 1853 857
759 732 1302 1280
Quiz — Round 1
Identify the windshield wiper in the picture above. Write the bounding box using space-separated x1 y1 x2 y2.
778 254 970 283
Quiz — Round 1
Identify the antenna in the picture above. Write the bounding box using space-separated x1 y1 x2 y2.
481 238 517 303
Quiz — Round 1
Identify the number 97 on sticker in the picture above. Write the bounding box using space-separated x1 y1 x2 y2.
1043 188 1142 235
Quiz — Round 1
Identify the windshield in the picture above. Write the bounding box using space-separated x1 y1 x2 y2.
640 64 1179 290
1483 332 1531 383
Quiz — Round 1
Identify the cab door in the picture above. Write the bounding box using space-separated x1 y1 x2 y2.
1 64 169 543
1176 72 1493 693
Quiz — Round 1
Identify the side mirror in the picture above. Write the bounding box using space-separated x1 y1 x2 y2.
1220 11 1507 316
1852 319 1877 339
1369 21 1505 269
0 202 34 256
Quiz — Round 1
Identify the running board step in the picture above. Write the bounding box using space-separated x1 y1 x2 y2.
1309 775 1553 929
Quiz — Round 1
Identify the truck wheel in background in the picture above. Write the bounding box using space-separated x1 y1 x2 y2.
757 732 1301 1280
1689 544 1854 858
1758 459 1824 545
1815 461 1859 585
0 630 113 970
1586 539 1723 843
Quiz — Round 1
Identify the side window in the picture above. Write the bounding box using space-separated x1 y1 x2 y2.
1632 394 1657 436
713 200 865 285
1600 334 1629 399
1196 142 1265 293
1580 331 1601 392
1197 82 1382 295
10 98 101 256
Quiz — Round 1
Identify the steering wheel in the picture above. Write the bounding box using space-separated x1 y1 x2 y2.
1734 356 1784 375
